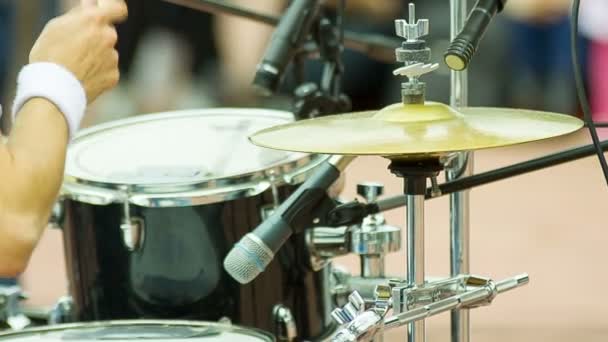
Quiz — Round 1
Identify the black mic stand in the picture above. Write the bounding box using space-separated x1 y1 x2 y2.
163 0 352 119
292 5 352 119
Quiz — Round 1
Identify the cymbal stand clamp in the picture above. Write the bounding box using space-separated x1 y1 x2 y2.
330 274 529 342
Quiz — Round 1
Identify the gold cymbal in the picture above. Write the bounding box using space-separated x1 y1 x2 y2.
249 102 584 157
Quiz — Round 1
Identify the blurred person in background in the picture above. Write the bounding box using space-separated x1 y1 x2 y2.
1 1 63 128
73 0 226 125
503 0 579 114
580 0 608 132
85 0 402 124
79 0 286 126
0 2 14 104
0 0 127 276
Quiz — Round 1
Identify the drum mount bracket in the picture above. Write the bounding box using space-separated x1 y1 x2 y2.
0 286 30 331
330 273 529 342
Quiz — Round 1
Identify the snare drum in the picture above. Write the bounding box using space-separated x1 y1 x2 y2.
57 109 333 340
0 320 274 342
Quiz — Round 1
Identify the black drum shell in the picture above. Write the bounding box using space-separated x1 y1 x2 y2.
60 187 331 340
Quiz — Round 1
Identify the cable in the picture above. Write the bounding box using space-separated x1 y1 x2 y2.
571 0 608 186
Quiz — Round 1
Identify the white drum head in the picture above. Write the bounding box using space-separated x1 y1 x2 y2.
66 108 308 186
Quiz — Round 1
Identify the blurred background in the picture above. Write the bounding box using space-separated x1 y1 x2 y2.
1 0 608 341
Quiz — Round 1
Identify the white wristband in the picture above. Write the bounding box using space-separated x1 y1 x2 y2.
12 62 87 139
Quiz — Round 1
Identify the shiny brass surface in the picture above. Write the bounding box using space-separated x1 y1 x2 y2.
249 102 584 157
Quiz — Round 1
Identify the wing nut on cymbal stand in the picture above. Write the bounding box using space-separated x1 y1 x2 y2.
393 4 437 105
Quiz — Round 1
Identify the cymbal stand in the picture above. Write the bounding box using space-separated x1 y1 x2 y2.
326 4 530 342
447 1 471 342
327 157 530 342
390 8 442 340
328 156 530 342
388 159 445 342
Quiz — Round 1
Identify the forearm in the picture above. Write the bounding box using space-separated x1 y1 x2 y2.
0 0 127 276
0 98 68 275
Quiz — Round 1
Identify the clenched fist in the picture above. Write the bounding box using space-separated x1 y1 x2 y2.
29 0 128 103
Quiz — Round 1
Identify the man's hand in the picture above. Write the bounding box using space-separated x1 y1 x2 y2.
29 0 128 103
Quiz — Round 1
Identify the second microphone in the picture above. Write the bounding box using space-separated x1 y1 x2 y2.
223 155 353 284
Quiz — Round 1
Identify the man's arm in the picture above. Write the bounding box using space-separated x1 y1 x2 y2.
0 0 127 276
0 100 68 276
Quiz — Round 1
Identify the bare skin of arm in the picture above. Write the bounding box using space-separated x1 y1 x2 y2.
0 0 128 276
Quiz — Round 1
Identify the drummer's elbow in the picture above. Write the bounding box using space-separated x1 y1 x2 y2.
0 246 33 277
0 258 29 278
0 247 36 277
0 218 43 277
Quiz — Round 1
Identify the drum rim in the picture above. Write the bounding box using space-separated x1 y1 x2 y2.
0 319 275 341
61 108 327 207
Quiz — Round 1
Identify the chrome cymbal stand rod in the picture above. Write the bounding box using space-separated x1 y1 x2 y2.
389 160 444 342
406 194 425 342
448 1 471 342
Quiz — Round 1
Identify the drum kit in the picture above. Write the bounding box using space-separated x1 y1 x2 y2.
0 1 601 342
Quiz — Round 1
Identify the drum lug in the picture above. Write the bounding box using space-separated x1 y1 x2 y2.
120 217 145 252
48 296 74 325
218 317 232 325
260 171 281 220
48 200 65 230
273 304 298 341
120 198 145 251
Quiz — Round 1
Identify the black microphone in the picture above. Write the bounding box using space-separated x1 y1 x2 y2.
223 156 352 284
252 0 320 96
444 0 508 71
